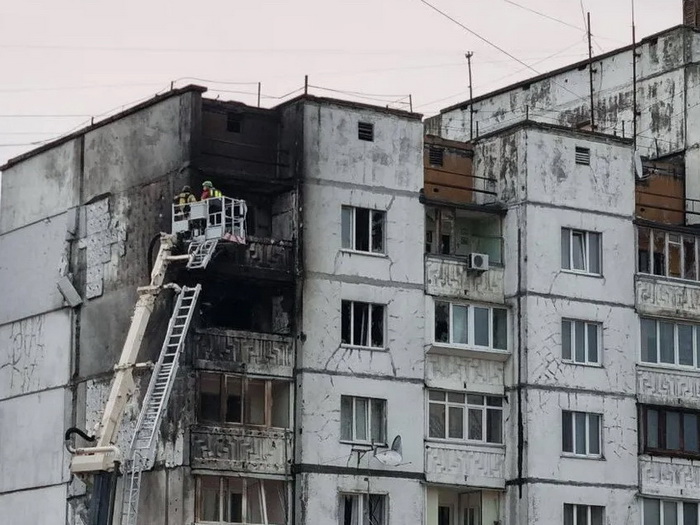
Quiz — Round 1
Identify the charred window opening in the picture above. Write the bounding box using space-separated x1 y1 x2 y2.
341 300 385 348
358 121 374 141
341 206 385 253
575 146 591 165
198 373 291 428
226 112 242 133
197 476 288 524
198 281 293 334
429 145 444 166
340 493 386 525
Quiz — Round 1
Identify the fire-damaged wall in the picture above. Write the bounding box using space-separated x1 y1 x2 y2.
0 86 205 525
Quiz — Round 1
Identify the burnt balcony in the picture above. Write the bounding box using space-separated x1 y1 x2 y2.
194 328 294 377
214 236 295 281
191 426 292 475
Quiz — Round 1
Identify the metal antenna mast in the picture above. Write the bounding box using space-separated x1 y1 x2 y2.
465 51 475 140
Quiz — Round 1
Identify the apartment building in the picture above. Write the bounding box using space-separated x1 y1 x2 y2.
3 6 700 525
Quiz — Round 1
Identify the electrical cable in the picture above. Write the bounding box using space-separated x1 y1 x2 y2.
501 0 584 31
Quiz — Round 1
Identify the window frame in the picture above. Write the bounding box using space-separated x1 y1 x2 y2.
561 228 602 275
561 318 602 366
639 317 700 369
340 395 387 445
196 475 288 524
427 389 504 445
433 300 508 352
641 498 700 525
339 492 387 525
563 503 604 525
197 373 291 429
341 206 386 255
562 410 603 458
638 226 700 282
641 404 700 459
341 300 386 349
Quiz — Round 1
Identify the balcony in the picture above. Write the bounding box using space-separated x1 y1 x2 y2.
219 236 294 281
425 254 505 304
191 426 292 475
424 442 505 488
639 455 700 498
195 329 294 377
637 364 700 410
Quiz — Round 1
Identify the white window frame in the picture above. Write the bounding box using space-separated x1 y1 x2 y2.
427 390 504 445
562 319 602 366
339 493 387 525
640 318 700 369
562 410 602 458
433 300 508 352
563 503 604 525
340 395 387 445
641 498 700 525
561 228 602 275
341 300 386 349
341 206 386 254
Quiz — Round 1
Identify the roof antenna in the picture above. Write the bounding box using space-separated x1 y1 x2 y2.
465 52 475 141
632 0 638 149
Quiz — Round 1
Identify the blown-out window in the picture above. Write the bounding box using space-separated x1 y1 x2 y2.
197 476 287 524
341 300 385 348
342 206 385 254
340 493 386 525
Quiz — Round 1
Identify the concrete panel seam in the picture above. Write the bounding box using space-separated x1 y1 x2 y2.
305 271 424 290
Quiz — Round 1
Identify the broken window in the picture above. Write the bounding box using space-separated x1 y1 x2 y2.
437 506 451 525
196 475 288 524
561 228 601 274
428 390 503 444
425 207 503 263
358 121 374 142
340 395 386 444
340 493 386 525
642 499 700 525
563 504 604 525
642 405 700 458
341 300 385 348
434 301 507 351
198 373 290 428
638 226 700 281
562 411 601 457
561 319 601 365
341 206 385 254
640 318 700 368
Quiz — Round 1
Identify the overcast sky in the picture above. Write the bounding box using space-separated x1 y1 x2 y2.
0 0 682 165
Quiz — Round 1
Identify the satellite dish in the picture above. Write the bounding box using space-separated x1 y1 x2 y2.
374 435 403 467
634 150 644 179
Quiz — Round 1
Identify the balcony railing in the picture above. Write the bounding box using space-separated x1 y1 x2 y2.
227 236 294 278
195 329 294 376
639 455 700 498
424 254 505 304
424 442 505 488
191 426 292 475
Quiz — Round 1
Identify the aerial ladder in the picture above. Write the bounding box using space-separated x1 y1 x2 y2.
66 196 247 525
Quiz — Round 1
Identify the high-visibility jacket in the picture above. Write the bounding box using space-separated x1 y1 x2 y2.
174 192 197 205
201 188 222 200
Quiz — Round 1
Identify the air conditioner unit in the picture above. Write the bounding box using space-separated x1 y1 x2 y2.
468 252 489 271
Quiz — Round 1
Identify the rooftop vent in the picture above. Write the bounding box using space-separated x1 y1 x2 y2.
428 145 444 166
575 146 591 166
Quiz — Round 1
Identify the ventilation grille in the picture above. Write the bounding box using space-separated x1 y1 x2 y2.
575 146 591 166
358 122 374 142
429 146 444 166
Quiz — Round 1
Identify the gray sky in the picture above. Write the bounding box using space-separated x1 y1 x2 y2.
0 0 681 165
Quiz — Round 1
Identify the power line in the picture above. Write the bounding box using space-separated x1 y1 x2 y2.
0 114 91 118
501 0 584 31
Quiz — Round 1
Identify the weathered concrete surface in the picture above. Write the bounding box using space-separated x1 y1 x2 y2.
0 485 67 525
425 442 505 488
0 139 81 234
0 309 72 399
0 388 69 492
639 455 700 499
636 274 700 320
425 353 504 395
0 214 72 325
425 255 505 303
637 365 700 409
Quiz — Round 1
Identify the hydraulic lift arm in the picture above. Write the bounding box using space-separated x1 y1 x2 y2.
68 233 187 473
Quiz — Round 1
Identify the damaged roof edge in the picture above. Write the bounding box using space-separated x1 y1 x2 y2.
474 119 635 146
440 24 696 115
274 93 423 120
0 84 208 172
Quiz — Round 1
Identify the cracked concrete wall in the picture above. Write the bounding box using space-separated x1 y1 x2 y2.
441 27 696 161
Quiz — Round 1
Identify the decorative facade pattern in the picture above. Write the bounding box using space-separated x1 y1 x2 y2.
425 255 505 303
191 426 292 475
637 366 700 409
640 456 700 498
229 236 294 277
425 353 504 394
195 329 294 376
636 276 700 320
425 442 505 488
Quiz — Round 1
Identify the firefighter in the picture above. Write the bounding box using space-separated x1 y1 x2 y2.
173 185 197 220
201 181 223 224
200 180 222 200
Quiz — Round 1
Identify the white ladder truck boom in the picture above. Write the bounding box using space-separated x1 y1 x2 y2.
65 196 247 525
